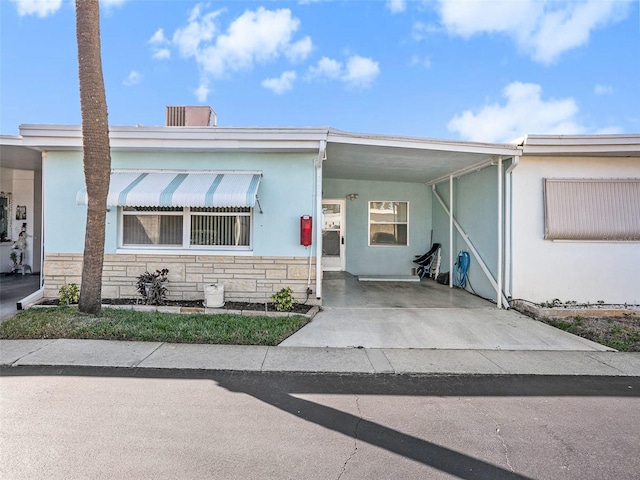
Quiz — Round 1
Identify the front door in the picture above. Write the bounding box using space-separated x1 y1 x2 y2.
322 199 345 271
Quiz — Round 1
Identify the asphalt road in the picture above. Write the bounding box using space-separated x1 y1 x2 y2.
1 368 639 480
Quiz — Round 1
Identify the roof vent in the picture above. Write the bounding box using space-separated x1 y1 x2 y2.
166 106 217 127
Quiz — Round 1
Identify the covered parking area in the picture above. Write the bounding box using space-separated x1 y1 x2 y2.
317 130 521 308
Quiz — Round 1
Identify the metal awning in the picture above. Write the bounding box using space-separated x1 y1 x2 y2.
76 171 262 208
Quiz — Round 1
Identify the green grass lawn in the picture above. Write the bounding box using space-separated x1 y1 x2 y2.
0 307 309 346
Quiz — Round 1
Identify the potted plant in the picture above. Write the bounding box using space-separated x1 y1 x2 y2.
136 268 169 305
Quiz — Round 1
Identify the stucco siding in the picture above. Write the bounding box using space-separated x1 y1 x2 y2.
44 150 317 257
432 163 504 303
511 155 640 304
322 178 431 276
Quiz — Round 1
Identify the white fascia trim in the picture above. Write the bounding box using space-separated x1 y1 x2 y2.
18 124 330 152
327 129 520 156
0 135 25 145
522 134 640 155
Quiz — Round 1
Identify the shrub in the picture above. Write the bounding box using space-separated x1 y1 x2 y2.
58 283 80 306
271 286 296 312
136 269 169 305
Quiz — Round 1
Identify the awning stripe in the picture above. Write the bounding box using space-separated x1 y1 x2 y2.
77 171 262 208
204 175 224 207
119 173 148 206
159 173 188 206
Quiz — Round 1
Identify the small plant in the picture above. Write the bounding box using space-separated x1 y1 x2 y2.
271 286 296 312
136 269 169 305
58 283 80 306
9 250 19 266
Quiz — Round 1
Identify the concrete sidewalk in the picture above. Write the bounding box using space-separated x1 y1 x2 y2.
1 339 639 376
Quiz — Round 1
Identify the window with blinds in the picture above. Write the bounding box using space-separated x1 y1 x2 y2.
368 201 409 246
543 179 640 241
122 207 252 249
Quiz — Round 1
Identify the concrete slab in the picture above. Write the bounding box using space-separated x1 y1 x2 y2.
14 339 162 367
139 343 269 371
364 349 394 373
0 339 56 366
281 307 612 350
383 349 507 374
262 346 374 373
586 352 640 376
478 350 624 376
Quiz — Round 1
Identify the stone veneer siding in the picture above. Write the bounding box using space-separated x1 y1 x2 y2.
43 254 319 305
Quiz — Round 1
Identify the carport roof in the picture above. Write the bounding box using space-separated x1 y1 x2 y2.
6 124 522 184
325 129 520 184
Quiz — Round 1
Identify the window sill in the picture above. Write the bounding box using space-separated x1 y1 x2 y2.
116 248 254 256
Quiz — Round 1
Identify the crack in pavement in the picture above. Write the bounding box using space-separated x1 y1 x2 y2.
464 398 515 473
337 394 362 480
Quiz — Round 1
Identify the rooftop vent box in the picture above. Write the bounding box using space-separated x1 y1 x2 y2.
166 106 216 127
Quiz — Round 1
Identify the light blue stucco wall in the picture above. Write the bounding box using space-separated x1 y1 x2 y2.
322 178 432 275
432 162 510 303
44 150 317 256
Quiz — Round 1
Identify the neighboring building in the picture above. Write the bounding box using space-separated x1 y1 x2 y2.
1 107 638 307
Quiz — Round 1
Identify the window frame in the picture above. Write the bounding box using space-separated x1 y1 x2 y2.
368 200 409 247
119 206 253 251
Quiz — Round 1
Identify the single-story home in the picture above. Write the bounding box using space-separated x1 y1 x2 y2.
1 106 638 308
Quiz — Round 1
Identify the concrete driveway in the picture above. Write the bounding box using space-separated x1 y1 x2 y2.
280 272 610 351
0 274 40 323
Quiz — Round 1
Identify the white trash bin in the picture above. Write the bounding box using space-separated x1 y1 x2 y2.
204 284 225 308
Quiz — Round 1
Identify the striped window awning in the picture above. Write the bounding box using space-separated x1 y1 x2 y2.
76 171 262 208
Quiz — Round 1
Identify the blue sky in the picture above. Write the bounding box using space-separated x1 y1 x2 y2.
1 0 638 142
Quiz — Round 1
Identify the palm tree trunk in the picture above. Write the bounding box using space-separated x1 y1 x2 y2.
75 0 111 314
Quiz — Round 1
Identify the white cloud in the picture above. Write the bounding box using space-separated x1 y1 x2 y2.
149 28 171 60
195 7 312 78
165 5 312 101
286 36 313 62
386 0 406 14
152 48 171 60
173 5 221 58
149 28 168 45
308 56 342 79
594 84 613 95
11 0 62 17
308 55 380 89
261 71 297 94
194 82 210 102
123 70 143 87
412 21 437 41
447 82 586 142
410 55 432 68
437 0 631 64
343 56 380 88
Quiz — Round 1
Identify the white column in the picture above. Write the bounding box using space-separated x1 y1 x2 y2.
315 140 326 300
497 157 503 308
449 175 453 288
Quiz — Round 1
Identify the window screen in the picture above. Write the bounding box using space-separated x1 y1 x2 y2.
544 179 640 241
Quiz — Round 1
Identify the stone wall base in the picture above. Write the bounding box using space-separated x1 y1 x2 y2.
44 253 320 305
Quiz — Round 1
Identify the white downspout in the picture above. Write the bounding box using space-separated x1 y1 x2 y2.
314 140 326 300
497 157 503 308
504 154 520 303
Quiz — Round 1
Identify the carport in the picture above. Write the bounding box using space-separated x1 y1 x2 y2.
318 130 522 308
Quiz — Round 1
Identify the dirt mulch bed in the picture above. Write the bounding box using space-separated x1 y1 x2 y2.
540 315 640 352
39 298 314 315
